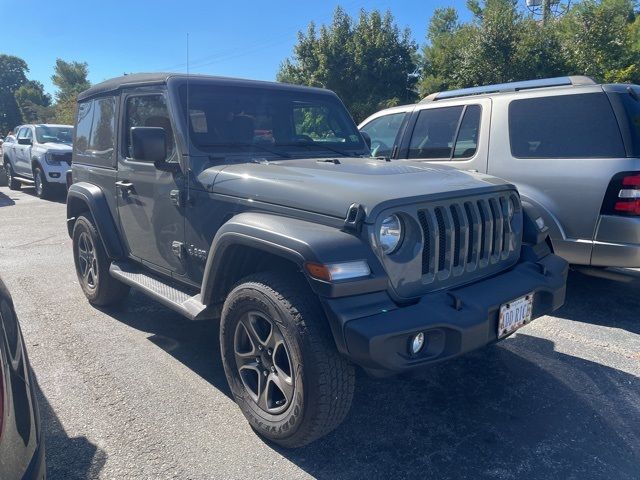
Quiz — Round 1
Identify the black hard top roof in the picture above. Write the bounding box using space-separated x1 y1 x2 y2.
78 72 332 101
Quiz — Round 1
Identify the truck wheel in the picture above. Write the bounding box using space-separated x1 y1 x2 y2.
72 215 130 306
5 163 21 191
33 166 50 199
220 272 355 448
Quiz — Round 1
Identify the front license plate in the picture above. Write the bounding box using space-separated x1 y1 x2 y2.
498 293 533 338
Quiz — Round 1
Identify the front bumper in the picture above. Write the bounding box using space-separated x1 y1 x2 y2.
44 164 70 184
323 253 567 373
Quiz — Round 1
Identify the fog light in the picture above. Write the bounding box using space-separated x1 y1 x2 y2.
410 332 425 355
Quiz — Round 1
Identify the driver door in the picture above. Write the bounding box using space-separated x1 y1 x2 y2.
116 91 186 276
14 127 33 176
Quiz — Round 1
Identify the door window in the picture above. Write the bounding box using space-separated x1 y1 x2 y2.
17 127 30 140
124 95 175 160
75 100 94 156
453 105 481 159
408 106 464 159
509 93 625 158
360 112 406 157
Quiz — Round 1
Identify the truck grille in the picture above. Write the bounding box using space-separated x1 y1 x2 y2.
416 192 520 285
51 153 72 165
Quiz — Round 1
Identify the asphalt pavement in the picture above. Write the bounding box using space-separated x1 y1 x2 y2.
0 185 638 480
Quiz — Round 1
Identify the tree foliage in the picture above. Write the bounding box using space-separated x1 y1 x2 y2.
277 7 418 122
0 55 28 134
419 0 639 96
51 59 91 124
15 80 54 124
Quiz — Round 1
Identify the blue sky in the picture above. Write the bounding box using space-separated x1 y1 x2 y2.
0 0 474 97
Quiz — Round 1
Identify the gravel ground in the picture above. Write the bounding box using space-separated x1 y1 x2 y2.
0 185 638 480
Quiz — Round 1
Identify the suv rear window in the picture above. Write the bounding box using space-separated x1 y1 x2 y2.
509 93 625 158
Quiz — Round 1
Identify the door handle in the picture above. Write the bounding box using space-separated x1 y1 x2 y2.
115 180 134 191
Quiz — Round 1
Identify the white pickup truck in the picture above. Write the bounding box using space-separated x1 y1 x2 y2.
3 124 73 198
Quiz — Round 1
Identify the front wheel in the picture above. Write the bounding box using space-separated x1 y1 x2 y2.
72 215 130 306
33 166 51 199
220 272 355 448
5 163 21 190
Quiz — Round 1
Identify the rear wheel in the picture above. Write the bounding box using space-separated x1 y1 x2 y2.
5 163 21 191
72 215 130 306
220 272 355 448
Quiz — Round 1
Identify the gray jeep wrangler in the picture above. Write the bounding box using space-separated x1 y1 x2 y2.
67 73 568 447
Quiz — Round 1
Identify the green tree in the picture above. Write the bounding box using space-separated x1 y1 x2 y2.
14 80 54 123
561 0 639 83
51 59 90 124
419 0 567 96
278 7 418 122
0 54 28 135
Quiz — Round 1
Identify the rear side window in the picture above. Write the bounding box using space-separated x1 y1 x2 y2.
74 98 117 167
360 112 406 157
88 97 116 162
611 87 640 156
509 93 625 158
75 101 94 156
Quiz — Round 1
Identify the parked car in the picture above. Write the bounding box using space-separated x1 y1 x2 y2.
359 76 640 269
3 124 73 198
67 73 567 448
0 136 13 187
0 275 45 479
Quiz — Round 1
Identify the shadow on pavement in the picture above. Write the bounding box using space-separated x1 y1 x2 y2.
278 334 640 479
0 191 16 207
35 379 107 480
102 278 640 479
99 291 231 399
554 270 640 334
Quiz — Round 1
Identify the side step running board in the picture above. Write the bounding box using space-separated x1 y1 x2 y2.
109 262 217 321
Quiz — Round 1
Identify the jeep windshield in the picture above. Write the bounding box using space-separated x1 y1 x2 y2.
178 84 367 158
35 125 73 144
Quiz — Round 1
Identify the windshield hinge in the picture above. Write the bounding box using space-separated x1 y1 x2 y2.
343 203 366 233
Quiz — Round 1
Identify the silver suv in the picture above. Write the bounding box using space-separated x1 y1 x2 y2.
359 76 640 269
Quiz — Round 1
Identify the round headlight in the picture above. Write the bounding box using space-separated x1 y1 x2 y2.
379 214 403 254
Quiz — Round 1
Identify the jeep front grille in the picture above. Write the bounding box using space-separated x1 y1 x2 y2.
417 193 519 284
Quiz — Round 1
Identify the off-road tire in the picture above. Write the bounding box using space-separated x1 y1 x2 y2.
220 272 355 448
72 215 130 306
5 163 21 191
33 165 51 199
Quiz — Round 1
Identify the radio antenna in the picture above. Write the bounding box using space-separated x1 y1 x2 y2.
186 32 191 204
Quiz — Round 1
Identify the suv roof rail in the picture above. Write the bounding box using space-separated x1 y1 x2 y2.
421 76 597 103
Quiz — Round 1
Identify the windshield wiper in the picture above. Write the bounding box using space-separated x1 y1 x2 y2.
199 143 291 159
279 142 362 158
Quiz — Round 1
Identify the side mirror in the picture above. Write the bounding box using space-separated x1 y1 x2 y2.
131 127 167 167
18 137 32 146
360 131 372 150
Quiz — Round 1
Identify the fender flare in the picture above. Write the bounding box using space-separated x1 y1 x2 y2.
66 182 124 259
200 212 387 305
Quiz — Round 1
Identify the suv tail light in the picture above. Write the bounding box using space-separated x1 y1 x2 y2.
602 172 640 216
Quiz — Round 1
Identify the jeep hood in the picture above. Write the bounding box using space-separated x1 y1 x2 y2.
207 157 514 221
